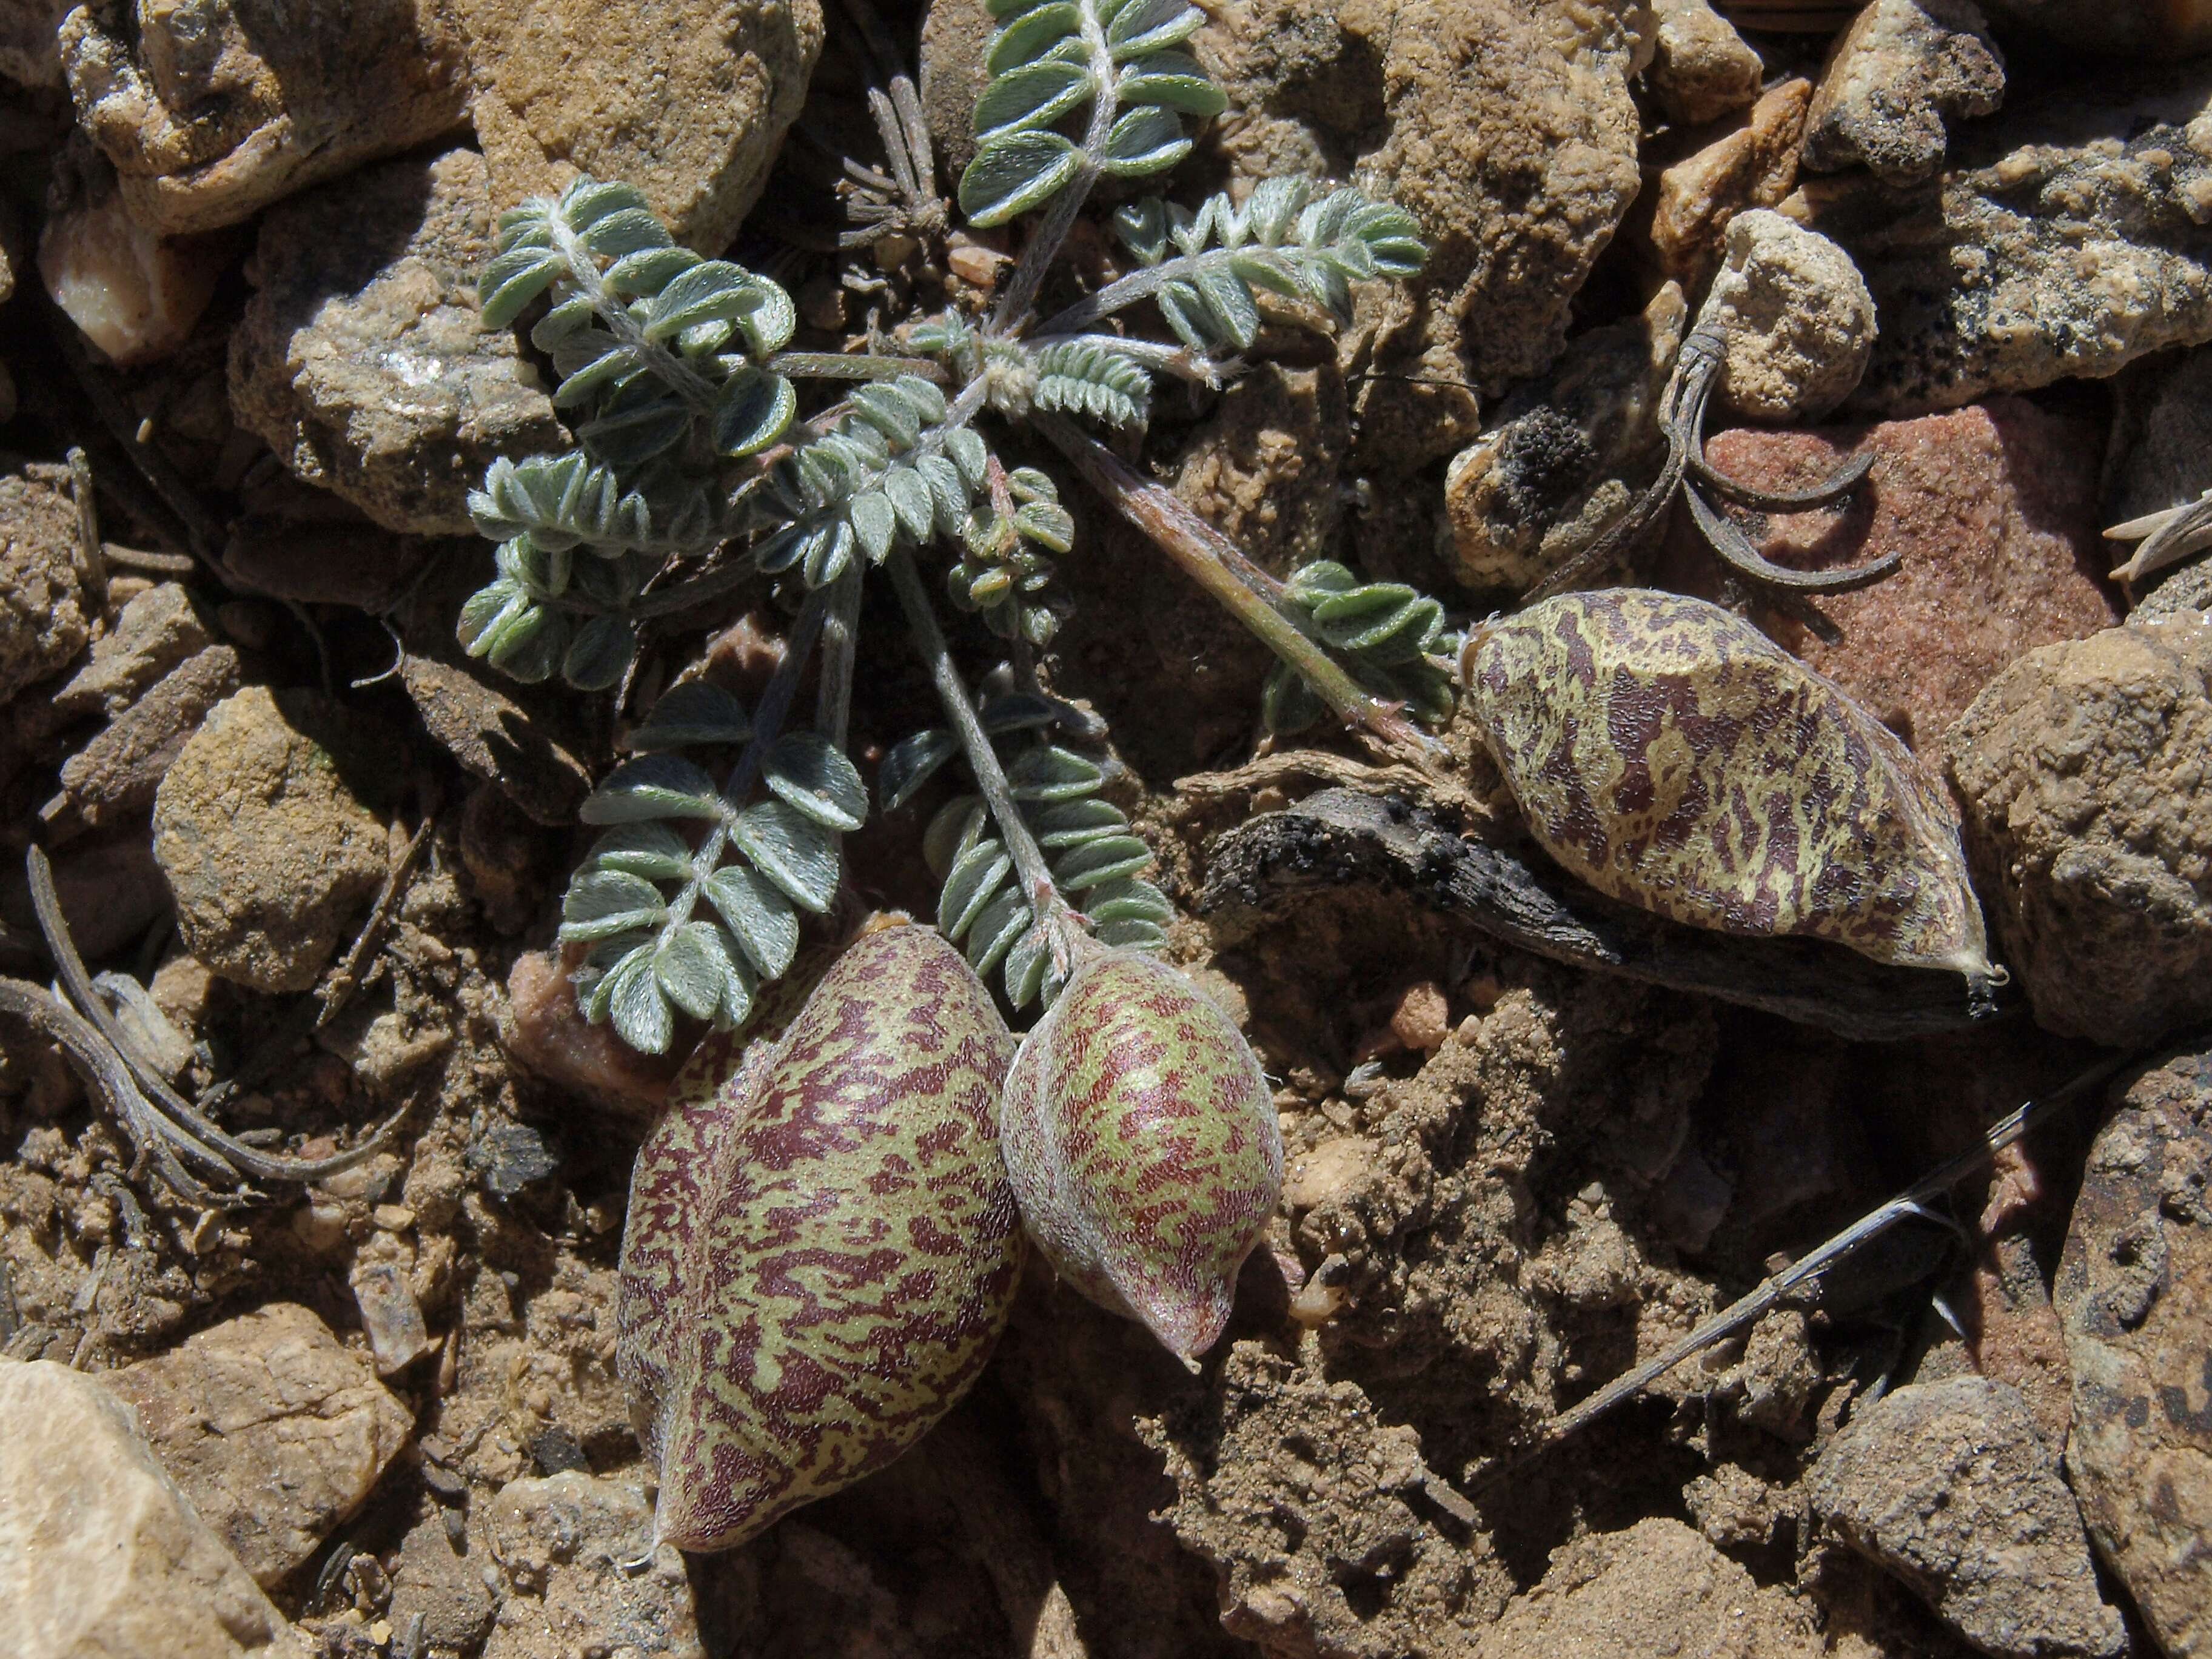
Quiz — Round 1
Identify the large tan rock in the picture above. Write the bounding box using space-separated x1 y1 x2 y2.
483 1472 703 1658
57 0 469 235
102 1303 412 1587
228 147 565 535
1946 615 2212 1047
0 459 90 705
455 0 823 253
151 687 392 994
0 1358 303 1658
1200 0 1647 472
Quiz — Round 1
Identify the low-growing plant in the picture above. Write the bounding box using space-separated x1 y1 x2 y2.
457 0 1452 1054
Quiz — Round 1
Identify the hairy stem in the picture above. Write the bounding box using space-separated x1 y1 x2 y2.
988 1 1119 335
1031 412 1442 762
767 351 949 383
885 548 1079 942
549 215 724 418
1034 246 1276 338
817 562 863 749
659 585 833 937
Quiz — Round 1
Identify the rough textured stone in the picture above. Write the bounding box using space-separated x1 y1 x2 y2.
349 1257 434 1376
1945 615 2212 1048
0 458 90 703
42 643 242 837
1806 1375 2124 1659
919 0 993 183
482 1472 703 1659
102 1302 411 1587
389 1515 496 1654
399 652 589 826
1474 1518 1818 1659
229 147 564 535
455 0 823 253
1669 398 2119 747
1649 0 1764 127
57 0 468 235
1199 0 1647 469
151 686 391 994
1802 0 2005 187
2054 1045 2212 1659
0 1357 303 1658
39 144 224 365
1445 283 1686 594
52 580 211 720
1795 62 2212 414
1650 77 1812 286
1706 209 1875 421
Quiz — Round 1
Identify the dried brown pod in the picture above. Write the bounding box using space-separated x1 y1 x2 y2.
1461 589 1999 996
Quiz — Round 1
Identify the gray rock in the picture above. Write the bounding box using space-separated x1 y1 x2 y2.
1649 0 1765 127
1802 0 2005 187
42 644 243 839
389 1516 497 1653
0 1357 303 1657
228 147 566 535
455 0 824 253
1806 1375 2125 1659
51 581 213 720
1198 0 1646 469
2103 344 2212 615
1706 209 1875 421
2054 1045 2212 1659
349 1258 434 1376
57 0 468 235
102 1303 412 1587
1945 616 2212 1048
1796 61 2212 414
1444 283 1686 594
0 458 90 705
483 1472 703 1659
150 686 393 994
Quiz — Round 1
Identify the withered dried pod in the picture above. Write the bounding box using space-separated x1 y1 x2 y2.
615 921 1021 1552
999 947 1282 1368
1462 589 1997 991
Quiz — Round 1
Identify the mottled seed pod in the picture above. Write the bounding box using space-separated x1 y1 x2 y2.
999 947 1282 1367
1462 589 1996 983
616 920 1021 1553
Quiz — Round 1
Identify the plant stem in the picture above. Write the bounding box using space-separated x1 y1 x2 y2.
549 215 723 418
817 562 863 748
767 351 948 384
1034 247 1281 338
662 585 833 935
884 548 1077 941
988 1 1119 336
1030 412 1443 762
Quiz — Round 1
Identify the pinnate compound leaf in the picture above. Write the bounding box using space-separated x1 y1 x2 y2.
732 800 840 912
702 864 800 978
581 755 725 825
628 682 752 751
960 130 1082 227
764 732 868 831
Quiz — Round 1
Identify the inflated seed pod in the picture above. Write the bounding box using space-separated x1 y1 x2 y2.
999 947 1282 1367
616 920 1021 1553
1462 588 1996 984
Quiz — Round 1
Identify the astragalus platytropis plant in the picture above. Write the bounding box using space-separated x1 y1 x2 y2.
456 0 1454 1550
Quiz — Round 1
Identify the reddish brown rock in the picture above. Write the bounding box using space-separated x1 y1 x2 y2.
501 949 682 1122
1662 397 2119 748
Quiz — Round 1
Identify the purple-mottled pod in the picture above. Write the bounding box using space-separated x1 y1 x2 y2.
999 947 1282 1368
1462 589 1996 987
615 920 1022 1553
